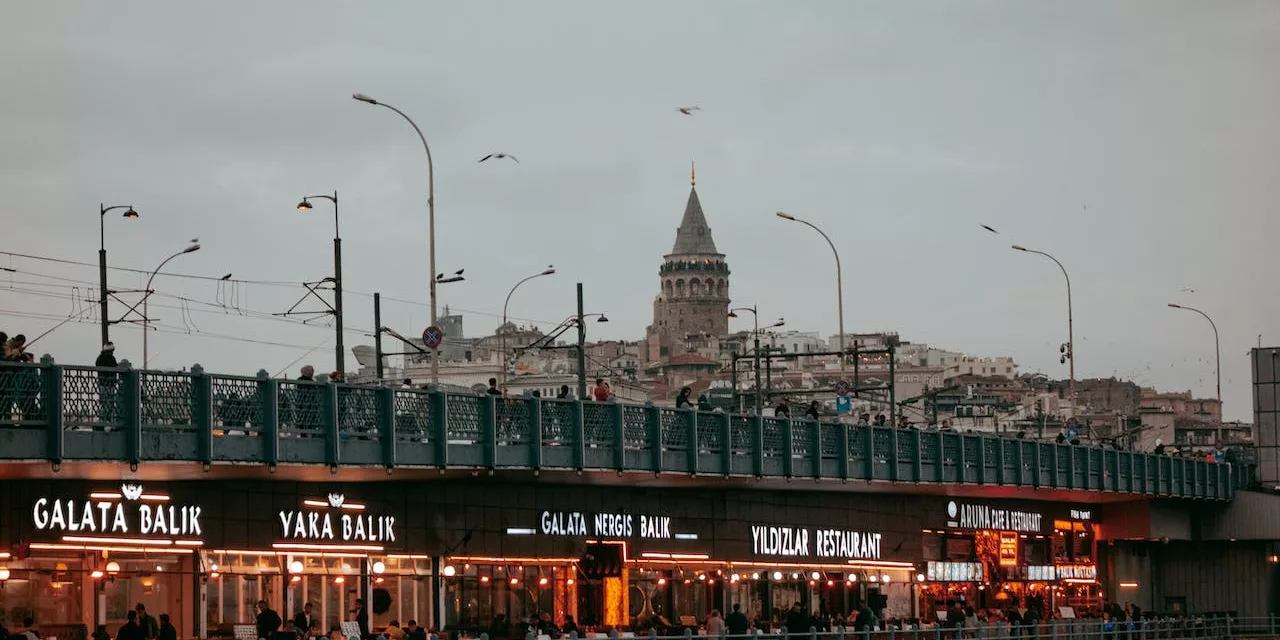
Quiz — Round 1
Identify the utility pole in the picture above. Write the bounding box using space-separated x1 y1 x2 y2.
374 292 384 383
576 282 587 399
753 334 763 415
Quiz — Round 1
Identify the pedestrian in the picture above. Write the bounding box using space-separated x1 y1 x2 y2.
556 385 571 400
95 343 119 427
592 378 612 401
706 610 725 636
256 600 282 640
805 400 820 421
675 386 693 408
135 604 158 640
725 604 750 636
487 378 502 395
774 398 790 418
697 392 713 412
158 615 177 640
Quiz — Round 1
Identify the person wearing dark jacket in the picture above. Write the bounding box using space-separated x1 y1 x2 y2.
293 603 316 638
117 612 144 640
256 600 282 640
855 605 876 632
353 599 369 638
783 603 808 634
725 604 750 635
135 604 158 640
805 401 821 421
158 615 177 640
675 387 693 408
775 400 791 419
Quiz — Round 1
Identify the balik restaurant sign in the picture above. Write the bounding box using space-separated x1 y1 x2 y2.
278 493 396 544
31 483 204 539
946 500 1044 534
534 511 694 540
751 525 883 560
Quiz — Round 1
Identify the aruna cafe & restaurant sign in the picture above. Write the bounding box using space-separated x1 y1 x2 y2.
30 483 204 542
277 493 396 546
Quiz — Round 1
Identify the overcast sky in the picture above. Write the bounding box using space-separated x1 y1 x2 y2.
2 1 1277 420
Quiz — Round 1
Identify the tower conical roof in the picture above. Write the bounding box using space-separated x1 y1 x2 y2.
669 186 720 256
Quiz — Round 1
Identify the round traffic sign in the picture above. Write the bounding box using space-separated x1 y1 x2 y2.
422 325 445 350
834 379 850 397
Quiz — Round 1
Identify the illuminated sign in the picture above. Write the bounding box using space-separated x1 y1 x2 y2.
1070 509 1093 520
926 561 983 582
751 525 882 560
998 531 1019 567
1026 565 1056 581
535 511 685 540
946 501 1043 533
1056 564 1097 580
277 494 395 543
31 483 203 539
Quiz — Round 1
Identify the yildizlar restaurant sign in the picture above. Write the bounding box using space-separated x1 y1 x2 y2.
277 493 396 544
31 483 204 539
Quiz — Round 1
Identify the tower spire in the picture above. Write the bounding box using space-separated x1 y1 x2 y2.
691 161 696 187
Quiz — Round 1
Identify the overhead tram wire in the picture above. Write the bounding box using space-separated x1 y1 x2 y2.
3 249 561 327
0 308 329 353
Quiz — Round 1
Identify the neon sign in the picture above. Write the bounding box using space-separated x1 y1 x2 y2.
946 501 1044 533
31 483 203 538
998 531 1019 567
277 494 395 543
536 511 683 540
751 525 882 560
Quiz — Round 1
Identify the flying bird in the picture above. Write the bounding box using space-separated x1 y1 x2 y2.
478 153 518 163
1180 288 1196 293
980 225 999 234
677 106 701 115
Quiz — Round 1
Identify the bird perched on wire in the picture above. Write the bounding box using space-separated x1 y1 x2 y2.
220 273 232 280
677 106 701 115
479 153 518 163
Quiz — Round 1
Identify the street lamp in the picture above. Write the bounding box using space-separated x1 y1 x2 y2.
352 92 442 384
729 306 785 414
296 192 345 375
143 242 201 369
1012 244 1075 405
1167 303 1221 405
776 211 845 380
501 266 556 389
99 204 139 345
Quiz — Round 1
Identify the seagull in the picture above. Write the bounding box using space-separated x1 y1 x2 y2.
677 106 701 115
478 153 519 163
980 224 999 234
220 273 232 280
1180 288 1196 293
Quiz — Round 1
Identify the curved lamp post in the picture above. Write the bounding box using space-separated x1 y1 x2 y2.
352 93 442 384
776 211 845 380
1012 244 1075 404
297 193 345 375
99 204 139 345
500 266 556 389
143 242 201 369
1168 303 1221 405
729 305 785 414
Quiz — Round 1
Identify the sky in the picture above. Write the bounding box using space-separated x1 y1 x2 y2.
1 1 1277 421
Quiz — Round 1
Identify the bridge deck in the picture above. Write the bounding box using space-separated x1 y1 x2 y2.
0 360 1238 500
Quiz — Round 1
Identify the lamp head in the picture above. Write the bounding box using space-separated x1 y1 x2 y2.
122 208 139 219
727 311 738 319
775 211 796 221
1011 245 1028 252
352 93 378 105
1167 303 1182 309
774 318 786 328
541 266 556 276
183 243 201 254
297 199 313 211
596 315 609 323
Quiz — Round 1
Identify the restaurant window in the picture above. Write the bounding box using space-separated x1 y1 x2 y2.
0 559 84 630
444 563 573 630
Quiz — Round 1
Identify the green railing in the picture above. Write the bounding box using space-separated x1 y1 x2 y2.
0 358 1242 499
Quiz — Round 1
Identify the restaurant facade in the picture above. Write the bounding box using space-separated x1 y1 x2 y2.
0 478 1120 637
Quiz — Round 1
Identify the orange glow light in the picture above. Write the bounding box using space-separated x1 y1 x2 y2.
272 543 384 552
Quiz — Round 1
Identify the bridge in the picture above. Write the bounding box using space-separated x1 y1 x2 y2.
0 358 1243 500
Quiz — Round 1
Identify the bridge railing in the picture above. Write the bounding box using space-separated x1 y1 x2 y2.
0 358 1242 498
